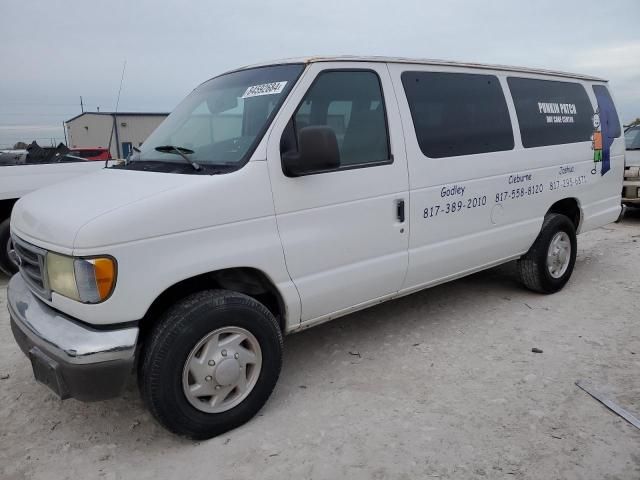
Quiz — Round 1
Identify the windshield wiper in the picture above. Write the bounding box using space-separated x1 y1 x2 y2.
155 145 201 171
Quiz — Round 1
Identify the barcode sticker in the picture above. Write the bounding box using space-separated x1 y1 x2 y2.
241 81 288 99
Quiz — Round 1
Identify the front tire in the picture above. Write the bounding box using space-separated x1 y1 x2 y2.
140 290 283 439
518 213 577 293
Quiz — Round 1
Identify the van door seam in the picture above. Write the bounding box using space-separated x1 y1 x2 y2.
385 62 412 291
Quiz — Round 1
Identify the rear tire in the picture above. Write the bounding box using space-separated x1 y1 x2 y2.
518 213 577 293
0 218 18 276
139 290 283 439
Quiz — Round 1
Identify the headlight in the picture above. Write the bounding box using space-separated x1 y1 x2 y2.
46 253 116 303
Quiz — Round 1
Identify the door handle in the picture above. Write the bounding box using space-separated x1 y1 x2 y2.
396 199 405 223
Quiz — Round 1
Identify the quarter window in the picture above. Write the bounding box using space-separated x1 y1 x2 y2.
283 70 390 168
507 77 593 148
401 71 514 158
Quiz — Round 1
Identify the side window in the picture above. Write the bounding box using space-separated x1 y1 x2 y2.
285 70 390 168
592 85 621 139
401 71 514 158
507 77 593 148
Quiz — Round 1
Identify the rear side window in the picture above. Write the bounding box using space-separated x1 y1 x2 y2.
592 85 621 138
507 77 593 148
287 70 390 167
401 71 514 158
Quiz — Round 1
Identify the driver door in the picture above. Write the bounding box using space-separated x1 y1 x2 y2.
266 62 409 323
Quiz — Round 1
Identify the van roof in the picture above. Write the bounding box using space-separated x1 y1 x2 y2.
233 56 606 82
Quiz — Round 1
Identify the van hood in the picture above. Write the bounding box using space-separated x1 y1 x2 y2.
11 162 273 251
11 169 197 249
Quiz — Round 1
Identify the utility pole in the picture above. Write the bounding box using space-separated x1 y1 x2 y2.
80 96 84 113
62 121 68 146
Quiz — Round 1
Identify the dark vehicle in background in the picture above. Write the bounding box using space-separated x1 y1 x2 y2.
623 125 640 207
69 147 112 161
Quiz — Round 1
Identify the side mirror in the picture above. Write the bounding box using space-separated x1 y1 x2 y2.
282 126 340 177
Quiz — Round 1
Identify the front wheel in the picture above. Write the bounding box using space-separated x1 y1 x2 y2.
140 290 283 439
518 213 577 293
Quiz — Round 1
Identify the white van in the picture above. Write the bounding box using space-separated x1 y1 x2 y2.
7 57 624 438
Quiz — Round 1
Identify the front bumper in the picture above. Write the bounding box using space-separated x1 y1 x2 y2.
623 166 640 205
622 177 640 204
7 274 139 401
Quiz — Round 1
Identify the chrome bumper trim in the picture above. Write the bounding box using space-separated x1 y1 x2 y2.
7 274 138 365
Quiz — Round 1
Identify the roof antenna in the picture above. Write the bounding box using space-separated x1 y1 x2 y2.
106 60 127 168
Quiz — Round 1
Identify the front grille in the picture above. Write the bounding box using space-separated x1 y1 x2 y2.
12 235 51 299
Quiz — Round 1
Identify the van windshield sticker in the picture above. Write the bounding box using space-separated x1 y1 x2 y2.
241 81 288 99
538 102 577 124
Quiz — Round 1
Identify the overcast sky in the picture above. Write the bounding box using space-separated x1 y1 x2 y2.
1 0 639 147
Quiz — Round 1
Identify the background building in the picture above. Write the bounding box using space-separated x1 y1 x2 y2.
65 112 168 158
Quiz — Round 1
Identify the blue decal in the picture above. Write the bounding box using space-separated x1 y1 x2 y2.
593 89 616 176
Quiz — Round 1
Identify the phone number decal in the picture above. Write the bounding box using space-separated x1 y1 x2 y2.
495 184 544 202
549 175 587 191
422 168 587 221
423 196 487 219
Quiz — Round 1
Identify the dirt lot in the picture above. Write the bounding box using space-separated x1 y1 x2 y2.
1 212 639 480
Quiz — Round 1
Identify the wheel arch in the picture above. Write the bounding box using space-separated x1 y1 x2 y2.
139 267 287 340
0 198 18 223
547 197 582 232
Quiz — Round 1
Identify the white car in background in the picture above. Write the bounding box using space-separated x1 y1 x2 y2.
0 147 108 274
623 124 640 206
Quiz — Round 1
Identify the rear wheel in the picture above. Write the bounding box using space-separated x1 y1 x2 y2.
518 213 577 293
140 290 283 439
0 218 19 276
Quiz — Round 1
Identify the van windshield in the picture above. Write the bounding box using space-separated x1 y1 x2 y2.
130 64 303 171
626 126 640 150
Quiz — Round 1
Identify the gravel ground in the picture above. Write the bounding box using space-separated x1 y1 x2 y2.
1 212 639 480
